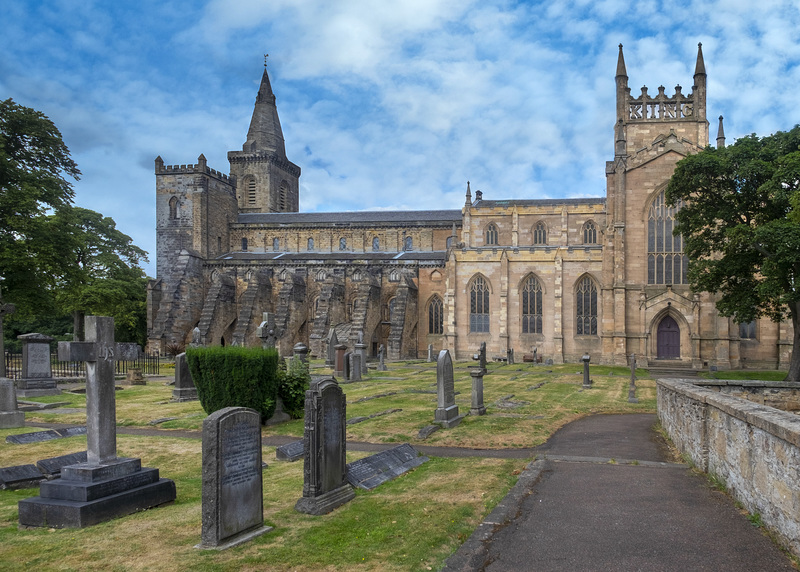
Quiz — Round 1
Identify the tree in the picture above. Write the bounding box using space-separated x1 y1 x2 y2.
1 99 149 345
666 126 800 381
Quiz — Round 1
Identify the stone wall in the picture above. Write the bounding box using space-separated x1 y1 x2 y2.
657 378 800 557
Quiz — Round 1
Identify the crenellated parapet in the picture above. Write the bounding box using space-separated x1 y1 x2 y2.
227 150 301 178
155 155 235 184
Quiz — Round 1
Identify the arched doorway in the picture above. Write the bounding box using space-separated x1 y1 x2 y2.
657 315 680 359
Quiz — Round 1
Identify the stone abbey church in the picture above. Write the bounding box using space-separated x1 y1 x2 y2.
147 44 793 370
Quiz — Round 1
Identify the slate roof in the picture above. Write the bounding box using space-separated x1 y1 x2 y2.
237 209 462 226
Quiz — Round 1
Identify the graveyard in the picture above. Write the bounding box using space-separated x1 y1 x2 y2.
0 356 660 571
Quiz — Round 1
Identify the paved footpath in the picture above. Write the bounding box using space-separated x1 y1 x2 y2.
444 413 795 571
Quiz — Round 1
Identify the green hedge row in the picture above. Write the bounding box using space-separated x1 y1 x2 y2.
186 346 280 422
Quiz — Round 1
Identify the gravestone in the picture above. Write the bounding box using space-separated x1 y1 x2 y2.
346 444 429 490
6 429 62 444
197 407 270 550
354 334 367 375
37 451 88 479
293 342 309 364
470 369 487 415
582 353 592 388
0 377 24 428
507 348 515 365
378 344 387 371
190 326 202 348
325 329 338 366
349 353 362 382
0 465 45 489
343 351 352 381
478 341 487 374
172 352 198 402
427 344 434 362
0 285 15 377
15 333 60 397
275 439 304 462
18 316 176 528
334 344 347 378
295 378 354 515
256 312 277 349
434 350 463 428
123 368 146 385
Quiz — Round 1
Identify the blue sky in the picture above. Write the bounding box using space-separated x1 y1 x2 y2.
3 0 800 277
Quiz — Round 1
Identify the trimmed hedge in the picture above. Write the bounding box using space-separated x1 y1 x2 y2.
185 345 280 423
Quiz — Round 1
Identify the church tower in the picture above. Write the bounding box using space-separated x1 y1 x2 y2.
228 64 301 213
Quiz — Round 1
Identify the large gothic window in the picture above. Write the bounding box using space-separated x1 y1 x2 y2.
583 221 597 244
576 276 597 335
521 275 543 334
428 296 444 335
469 276 490 333
648 191 688 284
485 223 498 246
533 221 547 245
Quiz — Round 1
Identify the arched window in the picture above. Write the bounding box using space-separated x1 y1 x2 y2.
316 269 327 281
576 276 597 335
521 275 543 334
307 237 314 251
278 181 288 210
339 237 347 251
648 190 688 284
485 223 498 246
246 178 257 206
533 221 547 245
428 296 444 335
272 237 280 251
469 276 490 333
241 237 248 251
739 320 757 339
352 270 363 282
389 269 401 282
583 221 597 244
372 237 380 251
388 297 396 321
168 196 179 220
404 236 413 251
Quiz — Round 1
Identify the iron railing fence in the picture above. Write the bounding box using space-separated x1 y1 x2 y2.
3 351 160 380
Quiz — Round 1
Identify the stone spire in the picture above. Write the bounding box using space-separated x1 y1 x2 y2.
694 42 706 76
615 44 630 123
716 115 726 148
243 66 286 157
692 43 707 120
465 181 472 206
616 43 627 78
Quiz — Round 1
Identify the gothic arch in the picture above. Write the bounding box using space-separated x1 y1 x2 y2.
168 196 179 220
647 307 692 361
427 295 444 335
574 273 599 336
645 187 688 285
485 223 499 246
582 220 598 244
519 273 544 335
532 220 547 245
468 274 492 333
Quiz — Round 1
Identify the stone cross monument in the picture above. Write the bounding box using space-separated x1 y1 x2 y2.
256 312 277 349
18 316 176 528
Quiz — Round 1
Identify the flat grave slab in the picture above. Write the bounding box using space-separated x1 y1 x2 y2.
346 443 429 490
275 440 304 462
0 464 46 489
6 430 62 444
36 451 89 478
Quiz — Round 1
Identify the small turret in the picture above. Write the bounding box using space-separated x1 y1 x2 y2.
615 44 629 122
716 116 726 149
465 181 472 206
692 43 707 119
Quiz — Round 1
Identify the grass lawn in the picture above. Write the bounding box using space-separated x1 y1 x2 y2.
1 360 663 570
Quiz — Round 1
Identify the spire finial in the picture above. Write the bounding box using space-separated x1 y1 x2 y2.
264 54 269 68
694 42 706 76
716 115 726 149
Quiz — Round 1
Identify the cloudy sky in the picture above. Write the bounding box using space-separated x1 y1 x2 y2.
3 0 799 276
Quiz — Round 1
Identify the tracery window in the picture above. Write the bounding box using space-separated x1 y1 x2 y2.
576 276 597 335
647 190 688 284
739 320 757 339
583 221 597 244
533 221 547 245
521 275 543 334
485 223 498 246
428 296 444 335
469 276 490 333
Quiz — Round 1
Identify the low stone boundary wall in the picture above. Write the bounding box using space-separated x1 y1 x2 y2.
689 379 800 412
657 378 800 557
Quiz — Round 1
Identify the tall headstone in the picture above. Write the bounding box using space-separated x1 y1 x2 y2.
0 285 15 378
0 377 24 428
354 334 367 375
295 378 354 515
197 407 271 550
470 369 487 416
325 329 338 366
256 313 277 349
18 316 176 528
507 348 515 365
349 353 362 382
479 342 487 374
334 344 347 378
434 350 463 428
628 353 639 403
190 326 202 348
582 353 592 389
378 344 387 371
15 333 60 397
172 352 198 402
427 344 434 362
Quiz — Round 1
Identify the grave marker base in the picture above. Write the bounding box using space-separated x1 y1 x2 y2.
294 483 355 516
0 410 24 428
16 378 61 398
196 524 272 551
18 458 175 528
171 387 198 402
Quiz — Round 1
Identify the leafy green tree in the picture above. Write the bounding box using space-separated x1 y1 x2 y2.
666 126 800 381
1 99 149 345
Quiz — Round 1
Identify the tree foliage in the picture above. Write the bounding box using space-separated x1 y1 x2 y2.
666 126 800 381
1 99 149 345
